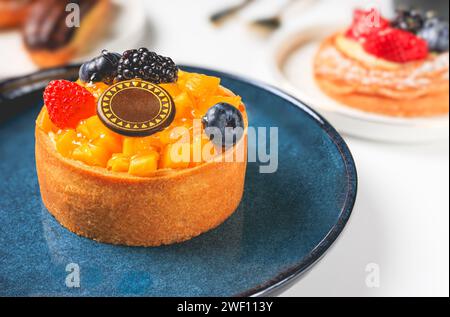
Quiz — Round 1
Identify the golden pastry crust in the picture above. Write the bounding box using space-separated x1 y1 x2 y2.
35 115 248 247
25 0 111 68
314 34 450 117
0 0 31 29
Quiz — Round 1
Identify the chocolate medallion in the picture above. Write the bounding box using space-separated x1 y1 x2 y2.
97 80 175 136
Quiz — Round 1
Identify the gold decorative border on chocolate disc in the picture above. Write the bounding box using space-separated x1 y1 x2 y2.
97 79 175 136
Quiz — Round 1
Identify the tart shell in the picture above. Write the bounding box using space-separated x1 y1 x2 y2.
35 121 248 247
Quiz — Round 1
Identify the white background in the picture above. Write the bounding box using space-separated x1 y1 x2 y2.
141 0 449 297
1 0 448 296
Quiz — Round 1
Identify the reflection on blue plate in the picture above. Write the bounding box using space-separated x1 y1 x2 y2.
0 66 357 297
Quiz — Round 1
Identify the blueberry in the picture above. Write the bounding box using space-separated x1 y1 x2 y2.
417 17 449 53
202 103 244 148
79 50 122 84
437 27 449 52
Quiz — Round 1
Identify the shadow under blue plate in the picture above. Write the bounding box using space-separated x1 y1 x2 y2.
0 66 357 297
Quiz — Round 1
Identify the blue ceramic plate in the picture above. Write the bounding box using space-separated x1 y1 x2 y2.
0 65 357 297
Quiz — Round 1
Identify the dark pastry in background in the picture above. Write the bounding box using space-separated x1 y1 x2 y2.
22 0 111 67
0 0 33 29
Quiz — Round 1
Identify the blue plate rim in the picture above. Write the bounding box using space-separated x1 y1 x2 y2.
198 68 358 297
0 64 358 297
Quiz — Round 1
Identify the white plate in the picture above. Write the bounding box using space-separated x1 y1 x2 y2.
0 0 147 80
269 23 449 143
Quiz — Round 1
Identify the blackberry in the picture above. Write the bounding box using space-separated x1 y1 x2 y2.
392 8 425 34
116 48 178 84
79 50 122 84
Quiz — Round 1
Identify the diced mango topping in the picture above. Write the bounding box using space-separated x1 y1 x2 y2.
129 152 159 177
76 81 109 99
42 71 245 176
77 116 122 141
107 154 131 173
174 92 195 120
72 143 111 167
93 134 123 155
55 130 81 157
199 95 242 115
123 136 161 156
36 108 58 133
160 144 190 169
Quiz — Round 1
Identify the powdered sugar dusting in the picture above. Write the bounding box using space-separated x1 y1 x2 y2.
315 45 449 91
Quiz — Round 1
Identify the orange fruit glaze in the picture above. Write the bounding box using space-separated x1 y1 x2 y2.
36 71 246 177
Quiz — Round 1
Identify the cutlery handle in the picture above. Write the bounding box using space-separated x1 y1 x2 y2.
210 0 255 24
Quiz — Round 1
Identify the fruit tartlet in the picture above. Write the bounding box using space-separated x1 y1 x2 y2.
35 49 248 246
314 8 449 117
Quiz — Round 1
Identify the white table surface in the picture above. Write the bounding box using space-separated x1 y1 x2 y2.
140 0 449 297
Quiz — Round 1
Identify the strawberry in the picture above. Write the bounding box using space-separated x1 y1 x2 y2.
346 8 390 41
363 28 429 63
43 80 96 129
